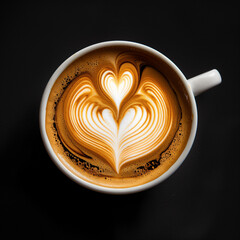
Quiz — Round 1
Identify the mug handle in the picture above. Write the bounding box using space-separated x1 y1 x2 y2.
188 69 222 96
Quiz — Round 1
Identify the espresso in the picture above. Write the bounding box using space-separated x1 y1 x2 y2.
46 46 192 188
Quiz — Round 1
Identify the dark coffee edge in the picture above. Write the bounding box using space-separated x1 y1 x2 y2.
53 71 81 111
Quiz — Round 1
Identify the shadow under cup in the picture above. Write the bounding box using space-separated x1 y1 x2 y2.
40 41 197 194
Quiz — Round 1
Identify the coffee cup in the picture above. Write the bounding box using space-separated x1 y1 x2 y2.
39 41 221 194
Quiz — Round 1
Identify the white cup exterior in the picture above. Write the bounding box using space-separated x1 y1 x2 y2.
39 41 221 194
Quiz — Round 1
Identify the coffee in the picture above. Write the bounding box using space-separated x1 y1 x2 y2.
45 46 192 188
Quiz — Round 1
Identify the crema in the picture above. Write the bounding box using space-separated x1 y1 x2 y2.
46 46 192 188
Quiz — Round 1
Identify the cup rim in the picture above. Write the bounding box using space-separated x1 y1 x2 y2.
39 40 197 194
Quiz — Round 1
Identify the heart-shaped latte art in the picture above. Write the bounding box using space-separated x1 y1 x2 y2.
98 63 137 111
56 63 180 173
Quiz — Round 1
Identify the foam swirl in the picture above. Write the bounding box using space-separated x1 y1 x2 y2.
56 64 180 173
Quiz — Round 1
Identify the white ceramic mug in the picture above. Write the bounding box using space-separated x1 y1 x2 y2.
39 41 221 194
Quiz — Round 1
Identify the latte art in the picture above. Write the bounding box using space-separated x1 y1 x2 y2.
46 47 192 188
56 63 180 173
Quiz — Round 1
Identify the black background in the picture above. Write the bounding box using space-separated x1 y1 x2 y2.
2 1 239 240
